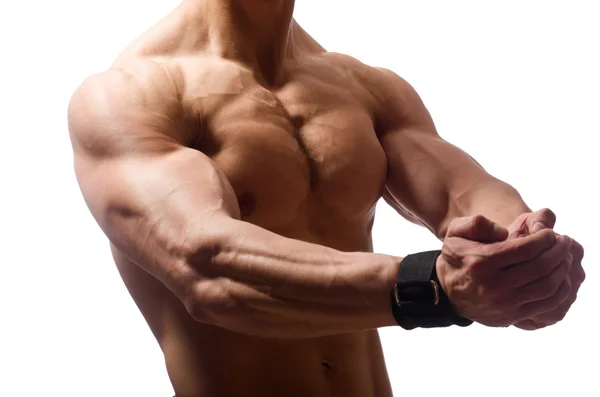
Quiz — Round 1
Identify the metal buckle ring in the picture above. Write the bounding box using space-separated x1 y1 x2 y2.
393 280 440 307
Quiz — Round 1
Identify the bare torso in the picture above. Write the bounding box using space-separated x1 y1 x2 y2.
70 3 586 395
108 8 393 397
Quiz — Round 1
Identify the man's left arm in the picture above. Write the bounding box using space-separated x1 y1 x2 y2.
372 68 534 237
371 68 584 329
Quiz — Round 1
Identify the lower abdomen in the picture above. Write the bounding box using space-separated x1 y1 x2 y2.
161 320 392 397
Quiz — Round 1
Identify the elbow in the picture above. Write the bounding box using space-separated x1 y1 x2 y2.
184 214 236 270
184 279 236 324
181 217 239 324
185 290 211 324
184 276 259 336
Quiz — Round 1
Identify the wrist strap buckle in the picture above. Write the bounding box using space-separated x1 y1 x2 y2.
393 280 441 307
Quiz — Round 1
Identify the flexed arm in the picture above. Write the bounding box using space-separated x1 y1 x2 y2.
373 68 530 238
68 65 402 338
371 67 583 328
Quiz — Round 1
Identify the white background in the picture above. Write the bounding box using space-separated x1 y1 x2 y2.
1 1 598 396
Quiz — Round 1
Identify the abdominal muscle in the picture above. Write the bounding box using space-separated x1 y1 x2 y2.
110 225 394 397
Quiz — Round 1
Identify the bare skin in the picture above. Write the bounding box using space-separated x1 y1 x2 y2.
68 1 585 396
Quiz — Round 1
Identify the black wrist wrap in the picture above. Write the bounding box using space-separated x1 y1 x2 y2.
391 250 473 330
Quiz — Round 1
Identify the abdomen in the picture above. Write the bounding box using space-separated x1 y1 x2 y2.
111 229 391 397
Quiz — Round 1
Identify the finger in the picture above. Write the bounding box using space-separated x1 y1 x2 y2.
570 240 586 285
518 276 572 319
513 319 546 331
571 261 586 286
528 208 557 233
513 250 572 304
527 290 577 325
487 229 556 267
447 215 508 242
507 213 530 238
530 262 585 325
571 239 585 263
502 235 572 287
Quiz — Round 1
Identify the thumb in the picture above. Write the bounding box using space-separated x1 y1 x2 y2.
447 215 509 243
528 208 556 233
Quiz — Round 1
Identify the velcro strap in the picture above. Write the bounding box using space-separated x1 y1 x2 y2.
391 250 473 330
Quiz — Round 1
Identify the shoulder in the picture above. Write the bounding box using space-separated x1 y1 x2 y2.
319 53 398 84
67 60 189 157
363 66 433 133
70 60 182 117
319 53 430 131
318 53 415 104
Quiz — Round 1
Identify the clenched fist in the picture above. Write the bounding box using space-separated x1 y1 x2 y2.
507 209 585 330
436 214 574 328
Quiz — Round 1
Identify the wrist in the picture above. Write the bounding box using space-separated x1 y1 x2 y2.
391 250 473 330
435 253 449 297
347 252 404 328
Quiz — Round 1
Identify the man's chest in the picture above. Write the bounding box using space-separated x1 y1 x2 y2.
182 60 388 230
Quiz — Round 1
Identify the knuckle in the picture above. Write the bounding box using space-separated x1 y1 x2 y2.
557 282 572 304
465 254 490 276
559 296 577 314
517 320 539 330
540 279 560 299
556 311 568 322
567 290 579 306
573 240 585 260
554 308 569 322
543 229 557 245
540 208 556 224
559 235 572 250
479 243 497 259
441 243 453 258
464 254 483 270
541 308 569 324
566 252 574 270
577 268 586 284
441 241 464 267
470 215 485 233
578 244 585 259
528 229 556 249
443 239 461 257
472 214 486 225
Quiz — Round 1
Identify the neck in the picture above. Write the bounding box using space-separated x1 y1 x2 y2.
182 0 297 84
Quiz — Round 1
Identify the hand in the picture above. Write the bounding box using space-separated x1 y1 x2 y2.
507 209 586 330
507 207 557 238
437 214 573 327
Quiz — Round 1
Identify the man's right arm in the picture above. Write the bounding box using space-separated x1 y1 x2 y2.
68 67 402 338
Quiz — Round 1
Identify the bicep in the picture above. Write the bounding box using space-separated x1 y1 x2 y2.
69 70 240 296
381 128 488 231
76 146 240 270
374 68 490 232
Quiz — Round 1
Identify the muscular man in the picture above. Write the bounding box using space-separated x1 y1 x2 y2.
68 1 585 396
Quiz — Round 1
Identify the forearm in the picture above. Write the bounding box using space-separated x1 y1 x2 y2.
381 131 531 239
185 216 401 338
442 177 530 234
